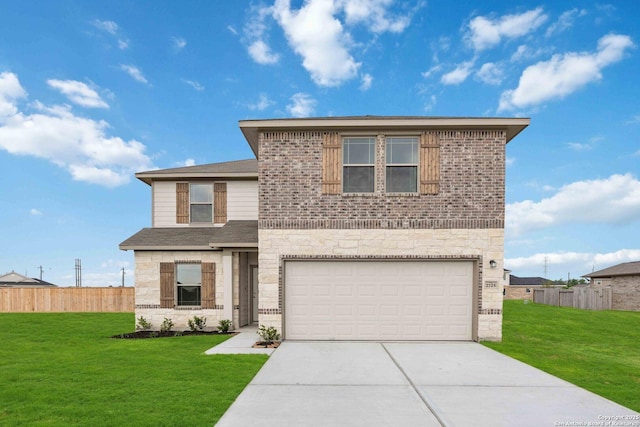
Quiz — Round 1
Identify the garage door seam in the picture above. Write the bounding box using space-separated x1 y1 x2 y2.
381 343 448 427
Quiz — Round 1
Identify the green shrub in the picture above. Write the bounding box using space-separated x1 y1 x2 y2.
188 316 207 331
160 317 174 333
218 319 232 333
257 325 280 344
136 316 152 331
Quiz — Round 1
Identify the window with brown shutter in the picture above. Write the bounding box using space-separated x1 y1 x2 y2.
160 262 175 308
322 131 342 194
176 183 189 223
420 132 441 194
201 262 216 308
214 183 227 223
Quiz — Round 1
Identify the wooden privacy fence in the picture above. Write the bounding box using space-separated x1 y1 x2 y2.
533 287 612 311
0 287 134 312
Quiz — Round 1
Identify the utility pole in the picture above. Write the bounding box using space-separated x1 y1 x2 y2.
543 256 548 279
37 265 44 280
75 259 82 287
121 267 125 287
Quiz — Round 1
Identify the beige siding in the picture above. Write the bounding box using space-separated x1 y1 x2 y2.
227 181 258 220
153 181 185 227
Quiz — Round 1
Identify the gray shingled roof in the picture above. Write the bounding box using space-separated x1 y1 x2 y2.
119 221 258 250
135 159 257 185
509 275 548 286
583 261 640 278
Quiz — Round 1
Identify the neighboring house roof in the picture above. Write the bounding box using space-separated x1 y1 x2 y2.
239 116 531 157
0 271 58 287
583 261 640 278
119 220 258 250
135 159 257 185
508 275 557 286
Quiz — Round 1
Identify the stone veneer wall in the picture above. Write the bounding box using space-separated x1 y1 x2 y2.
133 250 228 330
258 229 505 341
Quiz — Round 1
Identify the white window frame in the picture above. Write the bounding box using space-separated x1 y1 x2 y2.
385 136 419 193
176 263 202 306
342 137 376 193
189 183 213 223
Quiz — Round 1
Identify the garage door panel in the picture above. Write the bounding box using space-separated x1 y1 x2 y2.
285 260 474 341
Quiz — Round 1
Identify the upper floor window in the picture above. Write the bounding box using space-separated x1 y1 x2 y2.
343 137 375 193
386 137 418 193
190 184 213 223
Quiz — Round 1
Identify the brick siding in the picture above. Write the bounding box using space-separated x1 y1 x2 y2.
258 129 506 229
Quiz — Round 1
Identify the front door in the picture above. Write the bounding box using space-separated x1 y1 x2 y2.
250 265 259 323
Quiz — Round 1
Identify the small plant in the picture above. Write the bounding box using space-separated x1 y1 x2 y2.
136 316 152 331
257 325 280 344
218 319 232 334
160 317 174 333
188 316 207 332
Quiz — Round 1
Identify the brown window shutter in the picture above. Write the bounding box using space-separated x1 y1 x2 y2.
160 263 175 308
176 183 189 223
322 131 341 194
420 132 441 194
201 262 216 309
214 183 227 223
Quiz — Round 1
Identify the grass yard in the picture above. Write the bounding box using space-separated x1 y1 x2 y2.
0 313 267 426
483 300 640 412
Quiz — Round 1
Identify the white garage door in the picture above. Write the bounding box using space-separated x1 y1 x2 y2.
284 260 474 341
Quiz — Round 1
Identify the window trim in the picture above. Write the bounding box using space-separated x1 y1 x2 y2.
176 262 202 306
189 183 213 224
342 136 376 193
385 136 419 193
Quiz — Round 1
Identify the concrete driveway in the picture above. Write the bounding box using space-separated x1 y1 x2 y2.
216 342 638 426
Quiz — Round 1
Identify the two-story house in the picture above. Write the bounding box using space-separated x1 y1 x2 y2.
120 116 529 341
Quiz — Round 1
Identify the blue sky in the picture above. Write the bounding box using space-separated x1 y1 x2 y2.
1 1 639 286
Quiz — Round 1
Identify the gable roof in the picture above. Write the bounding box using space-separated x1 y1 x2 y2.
119 220 258 250
509 275 549 286
0 271 58 287
239 116 530 157
135 159 257 185
583 261 640 278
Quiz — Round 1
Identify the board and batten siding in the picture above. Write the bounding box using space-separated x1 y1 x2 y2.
152 180 258 227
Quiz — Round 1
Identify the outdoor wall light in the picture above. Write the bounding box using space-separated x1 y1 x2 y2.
489 260 497 268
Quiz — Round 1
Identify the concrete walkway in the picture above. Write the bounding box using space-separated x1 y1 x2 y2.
216 341 638 427
205 325 276 355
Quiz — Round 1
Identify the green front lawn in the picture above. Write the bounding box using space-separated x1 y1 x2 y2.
0 313 267 426
483 300 640 412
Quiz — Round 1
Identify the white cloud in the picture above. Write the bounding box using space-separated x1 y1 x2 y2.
117 39 129 50
466 7 548 51
181 79 204 91
92 19 118 35
120 65 149 84
499 34 634 111
248 94 275 111
227 25 238 35
421 64 442 79
441 61 474 85
0 72 152 187
423 94 436 112
505 156 515 167
360 73 373 91
339 0 412 33
273 0 360 87
545 8 587 37
506 249 640 278
175 158 195 167
248 40 280 64
476 62 503 85
47 79 108 109
286 92 316 117
30 208 42 216
0 71 27 117
172 37 186 51
506 173 640 236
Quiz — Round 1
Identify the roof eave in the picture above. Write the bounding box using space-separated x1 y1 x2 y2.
239 117 531 156
135 172 258 185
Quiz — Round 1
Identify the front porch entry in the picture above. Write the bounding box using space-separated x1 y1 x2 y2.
238 252 259 327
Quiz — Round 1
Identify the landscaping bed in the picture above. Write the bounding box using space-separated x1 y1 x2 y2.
112 330 237 339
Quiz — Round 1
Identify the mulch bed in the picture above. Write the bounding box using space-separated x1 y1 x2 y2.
252 341 281 348
112 330 238 339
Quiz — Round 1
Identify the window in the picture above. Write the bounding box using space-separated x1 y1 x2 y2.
176 263 201 306
386 137 418 192
343 137 375 193
190 184 212 223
